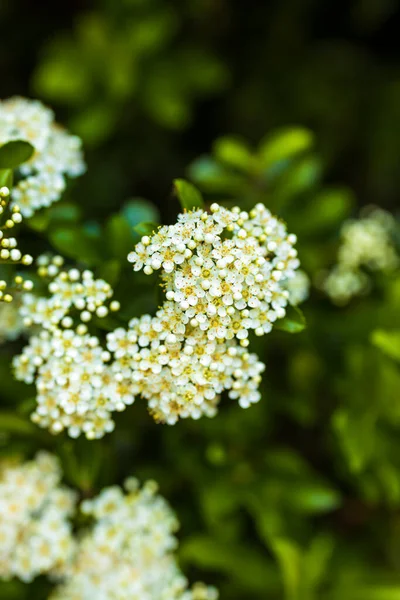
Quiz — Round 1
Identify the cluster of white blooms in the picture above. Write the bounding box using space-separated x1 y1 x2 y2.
0 97 85 217
0 186 34 302
0 452 76 582
128 203 300 341
108 306 265 424
20 263 120 330
52 478 218 600
123 202 300 422
13 267 126 439
323 208 399 304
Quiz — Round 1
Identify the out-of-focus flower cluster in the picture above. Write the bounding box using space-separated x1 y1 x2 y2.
121 202 300 423
0 452 76 583
13 261 127 439
51 478 218 600
322 208 399 304
0 97 85 217
0 298 26 342
0 185 34 302
0 456 217 599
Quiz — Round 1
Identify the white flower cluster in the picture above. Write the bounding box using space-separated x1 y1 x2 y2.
20 262 119 330
0 457 217 598
13 203 301 434
0 300 25 343
121 202 300 422
51 478 218 600
0 97 85 217
323 208 399 304
0 452 76 582
108 307 265 424
13 266 127 439
128 203 300 341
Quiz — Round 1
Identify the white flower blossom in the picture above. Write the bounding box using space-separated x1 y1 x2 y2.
107 306 265 424
0 97 85 217
0 300 25 343
128 203 300 342
20 266 118 331
0 452 76 583
322 208 399 304
51 478 218 600
14 328 136 439
14 267 127 439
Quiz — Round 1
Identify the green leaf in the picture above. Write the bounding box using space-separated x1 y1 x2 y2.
287 482 341 514
97 260 121 287
189 156 246 194
270 537 302 600
49 226 104 265
259 127 314 166
332 408 377 473
213 136 253 171
28 202 82 232
276 306 306 333
304 534 335 592
295 187 355 235
173 178 204 211
335 586 400 600
133 221 158 237
0 412 48 440
180 535 279 593
371 329 400 362
60 440 105 492
122 198 160 228
0 140 35 169
0 168 13 189
106 214 134 259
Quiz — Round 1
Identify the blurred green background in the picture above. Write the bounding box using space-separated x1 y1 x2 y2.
1 0 400 599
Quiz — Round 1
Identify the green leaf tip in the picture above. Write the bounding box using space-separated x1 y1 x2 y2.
173 178 204 211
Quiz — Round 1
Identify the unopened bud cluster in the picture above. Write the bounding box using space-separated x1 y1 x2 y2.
0 97 85 217
322 208 399 304
0 185 34 302
51 478 218 600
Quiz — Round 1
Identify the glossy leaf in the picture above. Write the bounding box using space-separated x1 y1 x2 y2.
275 306 306 333
0 140 35 168
371 329 400 362
133 221 158 237
0 168 13 189
173 178 204 210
